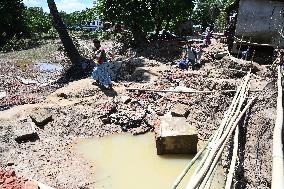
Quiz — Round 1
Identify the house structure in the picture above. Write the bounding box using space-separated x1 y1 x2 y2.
235 0 284 47
81 0 103 29
227 0 284 57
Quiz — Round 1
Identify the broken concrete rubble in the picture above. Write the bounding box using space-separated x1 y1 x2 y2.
156 116 198 155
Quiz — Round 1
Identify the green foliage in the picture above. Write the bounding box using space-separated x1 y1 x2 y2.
0 0 27 46
96 0 194 43
24 7 52 35
0 36 40 52
193 0 235 30
60 8 98 28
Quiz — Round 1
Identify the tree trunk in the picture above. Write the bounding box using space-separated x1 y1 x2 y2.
47 0 82 65
131 24 147 46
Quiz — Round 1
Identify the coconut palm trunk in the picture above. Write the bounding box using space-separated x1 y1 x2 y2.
47 0 82 65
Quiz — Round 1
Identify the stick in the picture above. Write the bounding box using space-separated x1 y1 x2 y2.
126 88 262 94
175 74 250 188
171 135 214 189
272 65 284 189
225 126 239 189
198 80 248 189
171 84 244 189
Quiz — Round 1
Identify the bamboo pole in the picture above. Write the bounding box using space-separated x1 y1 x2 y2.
186 76 249 187
126 88 236 93
198 83 247 189
215 73 250 140
172 86 242 189
189 97 248 189
198 132 228 189
186 97 255 189
172 74 251 189
203 166 217 189
271 65 284 189
171 135 214 189
126 88 261 94
225 126 239 189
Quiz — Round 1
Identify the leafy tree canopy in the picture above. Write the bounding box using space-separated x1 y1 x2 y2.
193 0 235 30
96 0 194 43
0 0 27 45
60 8 98 28
24 7 52 35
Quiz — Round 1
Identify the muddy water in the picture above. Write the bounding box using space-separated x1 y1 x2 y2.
36 63 63 71
74 133 198 189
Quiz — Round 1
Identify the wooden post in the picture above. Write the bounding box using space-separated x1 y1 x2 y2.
237 36 244 58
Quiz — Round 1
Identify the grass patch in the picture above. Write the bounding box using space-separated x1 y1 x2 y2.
0 41 60 67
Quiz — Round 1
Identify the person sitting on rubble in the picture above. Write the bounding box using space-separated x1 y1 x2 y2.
187 43 197 70
92 39 113 89
241 46 252 60
195 44 203 64
177 47 189 70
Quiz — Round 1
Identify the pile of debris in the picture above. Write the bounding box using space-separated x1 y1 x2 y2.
0 168 39 189
0 61 62 111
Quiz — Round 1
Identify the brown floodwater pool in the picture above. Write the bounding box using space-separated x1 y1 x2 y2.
74 133 224 189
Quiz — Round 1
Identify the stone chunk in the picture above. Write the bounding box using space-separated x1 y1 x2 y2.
119 95 131 104
30 109 53 128
156 116 198 155
24 180 39 189
171 103 190 117
0 90 6 100
214 51 228 59
14 121 39 143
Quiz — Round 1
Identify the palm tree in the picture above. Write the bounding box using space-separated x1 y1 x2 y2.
47 0 82 65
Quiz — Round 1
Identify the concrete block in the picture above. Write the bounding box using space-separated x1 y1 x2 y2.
156 116 198 155
14 121 39 143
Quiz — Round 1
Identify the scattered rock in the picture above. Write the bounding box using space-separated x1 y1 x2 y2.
119 95 131 104
0 90 6 100
16 76 38 85
57 92 68 99
30 109 53 128
214 51 228 59
7 161 14 166
24 180 39 189
13 121 39 143
171 103 190 117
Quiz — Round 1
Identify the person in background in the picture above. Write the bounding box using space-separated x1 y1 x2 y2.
195 44 203 64
92 39 112 89
241 46 252 60
187 43 197 70
278 49 284 70
204 27 212 46
177 47 189 70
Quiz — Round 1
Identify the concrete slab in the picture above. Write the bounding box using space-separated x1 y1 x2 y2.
156 116 198 155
